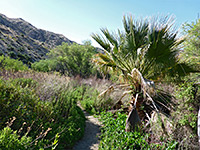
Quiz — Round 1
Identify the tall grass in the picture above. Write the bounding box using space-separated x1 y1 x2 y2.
76 76 131 113
0 70 85 149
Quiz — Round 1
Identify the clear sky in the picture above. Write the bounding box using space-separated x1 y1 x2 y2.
0 0 199 47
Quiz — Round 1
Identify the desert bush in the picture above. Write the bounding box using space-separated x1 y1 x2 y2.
0 125 60 150
0 79 42 129
31 59 57 72
0 77 86 149
0 78 55 149
12 78 38 88
78 77 130 114
171 81 199 149
0 70 70 100
0 55 28 71
0 126 59 150
75 85 100 114
48 89 86 149
0 127 32 150
32 42 99 78
180 18 200 70
75 84 124 114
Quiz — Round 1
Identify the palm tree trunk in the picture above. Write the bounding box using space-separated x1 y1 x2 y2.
125 93 141 132
125 107 141 132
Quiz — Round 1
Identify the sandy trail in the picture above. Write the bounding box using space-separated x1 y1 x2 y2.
73 104 101 150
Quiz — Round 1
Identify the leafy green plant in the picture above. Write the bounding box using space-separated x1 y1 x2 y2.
32 41 98 77
49 88 86 149
99 112 150 150
0 55 28 71
12 78 38 88
0 79 56 149
31 59 57 72
0 77 86 149
74 84 115 114
99 112 177 149
171 81 199 148
175 82 197 130
0 125 60 150
0 127 32 150
181 18 200 70
79 86 99 114
0 79 41 129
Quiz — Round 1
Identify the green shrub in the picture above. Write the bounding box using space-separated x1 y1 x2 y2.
31 59 57 72
171 81 199 148
12 78 38 88
0 55 28 71
50 89 86 149
0 79 42 129
175 82 197 129
0 126 60 150
32 42 98 77
79 86 99 114
99 112 150 150
75 85 115 114
0 78 86 149
99 112 178 150
0 127 32 150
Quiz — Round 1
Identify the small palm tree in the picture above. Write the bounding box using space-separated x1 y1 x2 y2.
92 15 195 131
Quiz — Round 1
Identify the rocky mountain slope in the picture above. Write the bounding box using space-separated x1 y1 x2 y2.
0 13 74 64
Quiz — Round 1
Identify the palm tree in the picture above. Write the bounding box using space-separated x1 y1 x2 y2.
92 15 195 131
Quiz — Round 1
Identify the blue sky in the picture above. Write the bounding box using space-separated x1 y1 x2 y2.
0 0 199 47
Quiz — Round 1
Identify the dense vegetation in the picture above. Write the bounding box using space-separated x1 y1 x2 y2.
0 55 28 71
181 18 200 70
0 67 86 149
0 15 200 149
99 112 178 149
90 16 199 149
32 42 99 78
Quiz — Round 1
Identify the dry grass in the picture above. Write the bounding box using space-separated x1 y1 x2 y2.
0 69 71 101
77 76 131 109
0 69 86 149
0 70 129 108
0 69 69 83
149 82 199 149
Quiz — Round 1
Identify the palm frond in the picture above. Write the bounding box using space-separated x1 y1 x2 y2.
91 33 111 52
101 28 119 54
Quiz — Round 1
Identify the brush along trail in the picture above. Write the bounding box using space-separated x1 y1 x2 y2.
73 102 102 150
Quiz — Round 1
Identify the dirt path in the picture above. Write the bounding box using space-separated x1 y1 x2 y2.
73 104 101 150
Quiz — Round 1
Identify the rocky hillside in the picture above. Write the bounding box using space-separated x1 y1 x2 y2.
0 13 74 64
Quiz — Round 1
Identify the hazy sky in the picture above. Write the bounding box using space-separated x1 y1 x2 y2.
0 0 199 47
